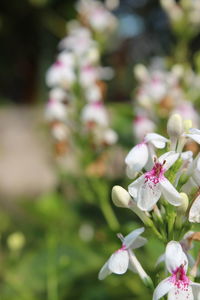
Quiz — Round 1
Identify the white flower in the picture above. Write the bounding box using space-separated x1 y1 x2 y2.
128 151 182 211
156 232 195 268
125 133 168 177
98 227 147 280
79 65 99 87
46 53 76 89
85 84 102 102
181 154 200 194
103 128 118 145
49 88 69 103
184 128 200 144
45 100 67 122
81 101 109 127
153 241 200 300
189 194 200 223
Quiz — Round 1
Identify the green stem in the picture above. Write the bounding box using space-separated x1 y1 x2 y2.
47 236 58 300
99 195 120 231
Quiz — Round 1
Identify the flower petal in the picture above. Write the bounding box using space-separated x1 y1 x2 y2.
189 195 200 223
125 143 148 172
186 133 200 144
128 175 145 198
130 236 147 249
98 261 112 280
137 180 162 211
165 241 188 274
123 227 145 249
126 165 138 179
168 286 194 300
191 282 200 299
158 151 179 170
153 278 173 300
145 133 169 149
159 177 182 206
108 250 129 274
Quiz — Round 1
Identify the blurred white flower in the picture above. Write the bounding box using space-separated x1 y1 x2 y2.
81 101 109 127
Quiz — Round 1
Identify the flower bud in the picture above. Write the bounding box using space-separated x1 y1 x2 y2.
112 185 153 226
176 192 189 214
112 185 131 208
133 64 148 82
167 114 183 138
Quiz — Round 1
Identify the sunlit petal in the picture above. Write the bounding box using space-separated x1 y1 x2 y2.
108 250 129 274
159 177 182 206
153 278 173 300
125 143 148 172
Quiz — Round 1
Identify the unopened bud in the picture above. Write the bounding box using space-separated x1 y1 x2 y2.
112 185 132 208
176 192 189 214
167 114 183 138
183 119 192 132
133 64 148 82
112 185 153 226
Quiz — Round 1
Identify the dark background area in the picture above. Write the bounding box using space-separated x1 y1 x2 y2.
0 0 173 105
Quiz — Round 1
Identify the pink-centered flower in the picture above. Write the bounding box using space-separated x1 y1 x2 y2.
128 151 182 211
98 227 147 280
153 241 200 300
125 133 168 178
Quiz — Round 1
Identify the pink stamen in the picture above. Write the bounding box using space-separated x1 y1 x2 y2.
169 265 189 291
144 160 165 185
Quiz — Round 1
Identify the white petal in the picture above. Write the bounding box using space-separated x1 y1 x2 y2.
98 261 112 280
123 227 145 249
108 250 129 274
145 133 169 149
126 165 138 179
165 241 188 274
159 177 182 206
189 195 200 223
197 156 200 171
128 175 145 198
130 236 147 249
181 151 193 161
191 282 200 299
158 151 179 170
189 128 200 135
125 143 148 172
153 278 173 300
168 286 194 300
137 180 161 211
186 134 200 144
144 144 155 171
181 177 198 194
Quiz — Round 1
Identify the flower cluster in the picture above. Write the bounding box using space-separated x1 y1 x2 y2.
99 113 200 299
161 0 200 30
45 0 118 156
132 61 199 142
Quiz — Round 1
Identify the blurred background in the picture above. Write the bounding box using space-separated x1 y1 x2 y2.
0 0 200 299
